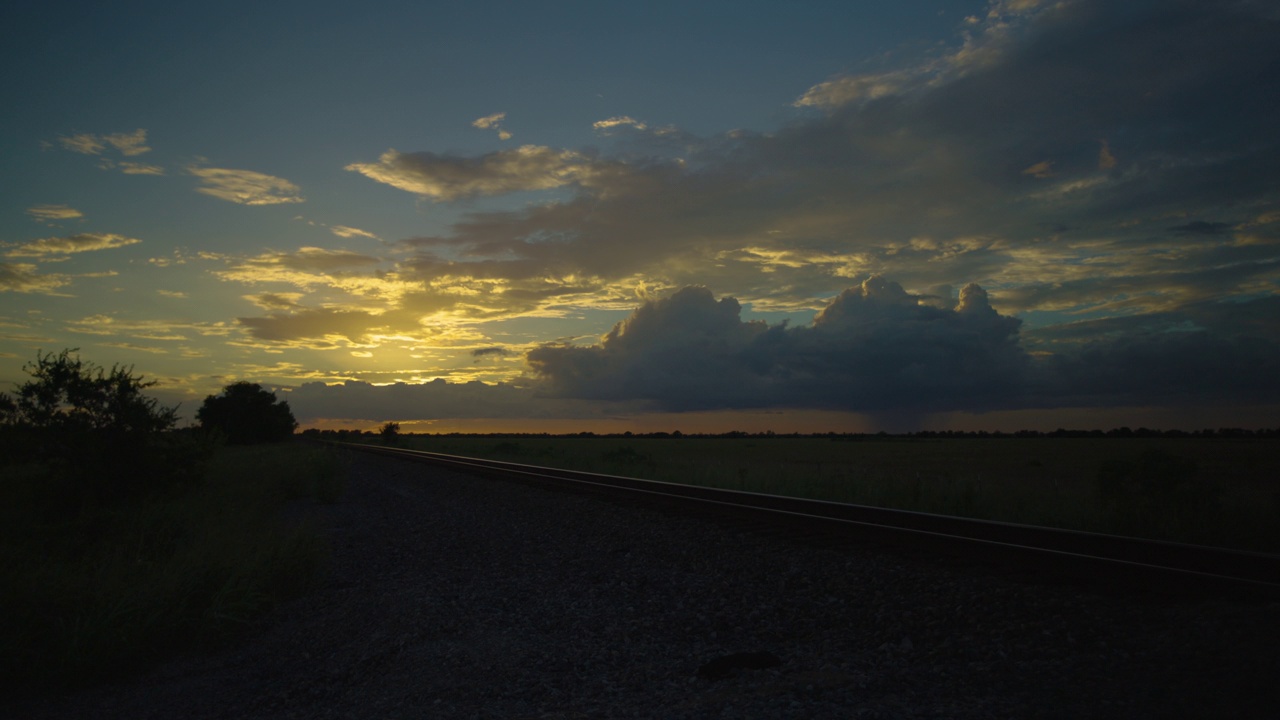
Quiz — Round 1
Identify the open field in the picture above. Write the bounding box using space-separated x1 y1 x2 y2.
0 442 345 698
373 434 1280 553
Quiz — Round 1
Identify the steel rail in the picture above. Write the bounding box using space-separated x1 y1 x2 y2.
340 442 1280 597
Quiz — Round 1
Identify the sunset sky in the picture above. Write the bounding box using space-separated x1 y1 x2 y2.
3 0 1278 433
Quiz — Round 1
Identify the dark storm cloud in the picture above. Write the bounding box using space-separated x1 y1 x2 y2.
528 279 1280 414
527 278 1029 414
1034 326 1280 407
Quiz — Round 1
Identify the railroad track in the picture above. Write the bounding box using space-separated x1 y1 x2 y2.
338 442 1280 599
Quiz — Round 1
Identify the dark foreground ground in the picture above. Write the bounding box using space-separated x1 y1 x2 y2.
7 451 1279 718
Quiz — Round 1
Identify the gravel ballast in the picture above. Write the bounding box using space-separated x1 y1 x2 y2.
11 450 1279 719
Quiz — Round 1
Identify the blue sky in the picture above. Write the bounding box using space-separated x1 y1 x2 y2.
3 0 1278 432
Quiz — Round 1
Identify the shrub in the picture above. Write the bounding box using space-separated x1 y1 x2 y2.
379 421 401 445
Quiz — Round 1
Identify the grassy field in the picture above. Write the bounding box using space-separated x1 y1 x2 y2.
0 441 346 698
378 434 1280 553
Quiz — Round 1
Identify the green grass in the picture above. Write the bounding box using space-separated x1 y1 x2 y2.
0 441 347 698
381 435 1280 552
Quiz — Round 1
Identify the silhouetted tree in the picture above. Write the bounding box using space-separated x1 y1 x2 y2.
0 349 204 511
197 382 297 444
379 421 400 445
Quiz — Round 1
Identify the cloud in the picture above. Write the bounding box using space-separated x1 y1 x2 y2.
527 278 1280 419
7 232 141 258
1021 160 1054 178
368 0 1280 328
236 307 387 347
593 116 648 133
212 247 412 302
793 69 915 108
0 262 71 294
116 161 165 175
103 129 151 156
329 225 380 240
346 146 625 201
59 129 151 156
527 277 1028 415
244 292 305 310
189 166 304 205
472 112 512 140
59 134 105 154
26 204 83 222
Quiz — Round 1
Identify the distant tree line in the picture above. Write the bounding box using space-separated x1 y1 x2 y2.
302 425 1280 441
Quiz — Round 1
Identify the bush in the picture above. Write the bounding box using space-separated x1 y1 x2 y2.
0 349 202 510
197 382 297 444
379 421 401 445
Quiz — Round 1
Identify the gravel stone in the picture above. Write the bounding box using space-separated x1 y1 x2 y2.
8 451 1279 719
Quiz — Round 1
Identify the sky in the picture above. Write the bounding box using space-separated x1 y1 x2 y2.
2 0 1278 433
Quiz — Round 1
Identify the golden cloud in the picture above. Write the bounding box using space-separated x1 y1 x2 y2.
26 204 84 221
0 262 71 294
189 166 304 205
7 232 141 258
345 146 620 200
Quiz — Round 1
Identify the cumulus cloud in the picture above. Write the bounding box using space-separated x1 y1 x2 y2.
26 204 83 222
189 166 304 205
194 0 1279 423
527 278 1280 420
7 232 141 258
345 146 625 201
528 277 1028 415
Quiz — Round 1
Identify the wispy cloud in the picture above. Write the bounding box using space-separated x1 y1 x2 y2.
346 146 625 201
0 262 71 294
472 112 512 140
329 225 380 240
7 232 141 258
26 204 84 222
116 161 165 175
592 116 648 133
59 129 151 156
189 166 304 205
59 134 106 155
214 246 381 285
